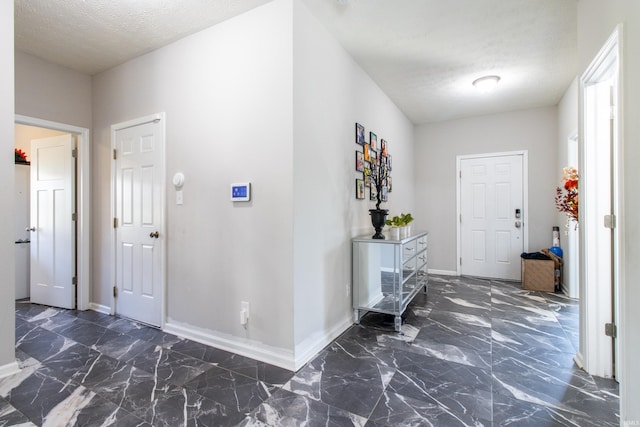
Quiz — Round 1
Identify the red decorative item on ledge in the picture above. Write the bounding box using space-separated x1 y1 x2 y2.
555 166 578 223
15 148 28 163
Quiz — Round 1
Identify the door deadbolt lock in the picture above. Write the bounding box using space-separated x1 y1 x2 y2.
149 231 159 238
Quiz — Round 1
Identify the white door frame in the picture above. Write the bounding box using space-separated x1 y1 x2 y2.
456 150 529 277
577 25 623 380
110 113 167 327
15 114 91 311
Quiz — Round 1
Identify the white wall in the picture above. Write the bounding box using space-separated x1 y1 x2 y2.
415 107 558 273
577 0 640 422
291 2 415 365
92 1 296 362
15 51 92 129
0 0 16 374
556 78 579 298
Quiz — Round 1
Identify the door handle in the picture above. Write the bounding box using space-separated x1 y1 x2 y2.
26 227 36 232
515 221 521 228
149 231 159 238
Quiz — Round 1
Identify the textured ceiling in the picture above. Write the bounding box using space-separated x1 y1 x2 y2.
301 0 578 123
14 0 578 124
14 0 272 75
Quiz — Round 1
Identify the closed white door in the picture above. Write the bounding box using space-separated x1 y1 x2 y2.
30 135 76 309
460 154 524 280
114 118 165 327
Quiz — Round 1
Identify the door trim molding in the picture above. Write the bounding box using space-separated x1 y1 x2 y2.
456 150 529 277
14 114 91 311
110 113 167 328
579 24 622 380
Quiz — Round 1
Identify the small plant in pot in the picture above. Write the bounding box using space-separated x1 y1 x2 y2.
385 213 414 239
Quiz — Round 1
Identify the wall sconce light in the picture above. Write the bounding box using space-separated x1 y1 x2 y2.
473 75 501 92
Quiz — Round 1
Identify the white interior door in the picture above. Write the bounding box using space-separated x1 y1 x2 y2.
460 154 524 280
29 135 76 309
113 117 165 327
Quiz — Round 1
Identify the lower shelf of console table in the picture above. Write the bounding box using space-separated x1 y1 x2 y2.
352 230 429 333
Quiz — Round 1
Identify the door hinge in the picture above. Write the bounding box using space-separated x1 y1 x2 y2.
72 148 78 158
460 257 462 266
605 322 617 338
72 212 77 221
113 286 118 298
113 149 117 160
72 276 77 285
460 213 462 223
113 217 118 228
604 214 616 229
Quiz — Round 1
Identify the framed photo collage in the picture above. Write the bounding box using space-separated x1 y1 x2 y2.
355 122 392 201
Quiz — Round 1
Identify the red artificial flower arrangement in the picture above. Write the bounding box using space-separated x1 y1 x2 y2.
15 148 28 163
555 166 578 223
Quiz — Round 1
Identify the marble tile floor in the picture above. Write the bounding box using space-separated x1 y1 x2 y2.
1 275 619 426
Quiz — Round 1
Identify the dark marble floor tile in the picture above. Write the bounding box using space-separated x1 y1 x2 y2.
185 365 276 413
367 390 490 427
284 350 395 418
51 318 123 347
130 346 213 386
493 391 619 426
414 310 492 353
170 338 237 364
124 323 183 347
70 309 121 327
141 385 246 427
244 388 367 426
214 354 294 386
3 366 79 425
40 343 102 379
431 294 491 318
386 350 492 397
92 332 157 363
493 370 619 423
408 335 492 370
14 301 60 320
0 397 33 426
497 329 576 357
41 387 148 427
15 326 74 362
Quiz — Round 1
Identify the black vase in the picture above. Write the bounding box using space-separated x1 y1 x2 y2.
369 209 388 239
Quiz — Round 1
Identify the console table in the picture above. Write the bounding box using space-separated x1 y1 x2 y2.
352 230 428 332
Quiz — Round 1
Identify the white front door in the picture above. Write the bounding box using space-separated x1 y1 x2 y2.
113 116 165 327
460 154 524 280
29 135 76 309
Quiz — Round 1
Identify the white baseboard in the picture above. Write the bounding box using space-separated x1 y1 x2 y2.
428 269 458 276
0 361 20 379
164 320 295 371
293 316 353 370
89 303 111 315
164 317 353 372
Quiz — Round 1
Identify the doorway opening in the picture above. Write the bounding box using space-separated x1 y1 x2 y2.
14 115 91 311
578 25 622 380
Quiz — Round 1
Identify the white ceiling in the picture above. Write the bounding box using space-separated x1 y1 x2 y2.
14 0 577 124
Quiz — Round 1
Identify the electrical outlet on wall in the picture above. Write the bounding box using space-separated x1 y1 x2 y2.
240 301 250 326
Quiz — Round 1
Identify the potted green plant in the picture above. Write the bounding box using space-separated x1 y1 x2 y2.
385 213 414 239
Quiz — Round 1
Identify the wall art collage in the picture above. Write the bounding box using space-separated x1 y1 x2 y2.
354 122 392 201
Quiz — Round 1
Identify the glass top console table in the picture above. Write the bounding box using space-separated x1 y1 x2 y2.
352 230 429 333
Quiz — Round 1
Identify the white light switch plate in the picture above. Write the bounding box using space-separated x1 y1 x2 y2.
176 190 183 205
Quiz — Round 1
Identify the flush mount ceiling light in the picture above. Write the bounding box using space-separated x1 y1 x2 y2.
473 75 501 92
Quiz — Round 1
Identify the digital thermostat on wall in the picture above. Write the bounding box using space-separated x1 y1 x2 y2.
230 182 251 202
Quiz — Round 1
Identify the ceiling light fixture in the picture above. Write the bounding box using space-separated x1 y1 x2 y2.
473 75 501 92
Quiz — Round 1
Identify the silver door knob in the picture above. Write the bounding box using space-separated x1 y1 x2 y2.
515 221 521 228
26 227 36 232
149 231 159 238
